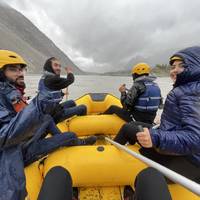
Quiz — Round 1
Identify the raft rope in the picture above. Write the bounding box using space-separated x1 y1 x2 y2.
105 137 200 196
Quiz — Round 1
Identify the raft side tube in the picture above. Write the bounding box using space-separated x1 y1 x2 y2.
76 93 122 114
43 145 146 187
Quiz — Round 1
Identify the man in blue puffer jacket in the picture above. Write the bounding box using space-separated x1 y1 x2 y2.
115 46 200 183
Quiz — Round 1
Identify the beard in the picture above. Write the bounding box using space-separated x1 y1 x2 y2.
15 76 26 88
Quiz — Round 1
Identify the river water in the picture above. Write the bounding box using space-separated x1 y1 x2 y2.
25 75 173 100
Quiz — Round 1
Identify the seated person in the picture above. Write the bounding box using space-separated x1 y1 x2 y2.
0 50 96 200
103 63 162 124
114 46 200 183
38 57 87 123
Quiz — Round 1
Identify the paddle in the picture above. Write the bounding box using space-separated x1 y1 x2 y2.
65 87 69 100
105 134 200 196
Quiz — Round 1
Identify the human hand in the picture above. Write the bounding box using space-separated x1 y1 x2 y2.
136 128 153 148
65 66 73 74
119 84 126 93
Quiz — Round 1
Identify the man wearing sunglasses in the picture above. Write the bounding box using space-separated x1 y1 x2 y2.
38 57 87 123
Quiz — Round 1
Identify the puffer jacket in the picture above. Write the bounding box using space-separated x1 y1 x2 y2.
150 46 200 166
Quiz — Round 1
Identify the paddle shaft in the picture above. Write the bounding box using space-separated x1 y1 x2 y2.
105 137 200 196
65 87 68 100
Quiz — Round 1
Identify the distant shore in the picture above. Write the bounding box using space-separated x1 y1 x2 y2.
101 64 170 77
27 65 170 77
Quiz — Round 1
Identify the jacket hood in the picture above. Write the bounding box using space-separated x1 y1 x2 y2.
43 57 56 74
172 46 200 87
43 70 55 77
0 70 6 82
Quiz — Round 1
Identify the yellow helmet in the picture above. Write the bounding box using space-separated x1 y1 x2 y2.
0 50 27 69
131 63 151 75
169 56 183 65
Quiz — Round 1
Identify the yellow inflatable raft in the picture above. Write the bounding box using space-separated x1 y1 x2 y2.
25 93 199 200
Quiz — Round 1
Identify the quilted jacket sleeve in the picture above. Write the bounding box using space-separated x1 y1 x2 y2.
150 89 200 155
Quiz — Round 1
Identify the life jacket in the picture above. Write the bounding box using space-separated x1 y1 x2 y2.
134 81 161 112
13 85 28 112
0 82 27 126
38 75 63 103
13 99 28 112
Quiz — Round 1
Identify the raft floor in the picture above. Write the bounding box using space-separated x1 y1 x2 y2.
79 187 123 200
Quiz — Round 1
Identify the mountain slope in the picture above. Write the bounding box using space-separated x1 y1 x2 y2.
0 2 83 74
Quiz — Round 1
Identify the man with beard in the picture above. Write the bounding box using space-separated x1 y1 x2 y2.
38 57 87 123
14 67 30 103
0 50 96 200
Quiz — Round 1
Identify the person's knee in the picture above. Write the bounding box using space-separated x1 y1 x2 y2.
118 123 130 138
121 123 136 136
62 132 77 139
121 123 130 132
52 132 78 147
67 100 76 107
38 166 73 200
77 105 87 115
135 167 163 186
47 166 72 184
62 100 76 109
109 105 118 112
134 167 172 200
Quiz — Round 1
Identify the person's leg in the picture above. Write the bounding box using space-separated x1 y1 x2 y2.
139 148 200 183
23 132 78 166
35 117 67 140
166 157 200 183
62 105 87 118
103 105 132 122
23 132 97 166
103 105 121 114
37 166 73 200
75 105 87 116
52 104 87 123
134 167 172 200
131 110 157 124
61 100 76 109
46 118 62 135
114 121 152 145
123 185 135 200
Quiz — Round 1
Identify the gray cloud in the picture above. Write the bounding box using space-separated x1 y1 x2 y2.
3 0 200 72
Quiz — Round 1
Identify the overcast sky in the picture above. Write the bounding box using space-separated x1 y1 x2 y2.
3 0 200 72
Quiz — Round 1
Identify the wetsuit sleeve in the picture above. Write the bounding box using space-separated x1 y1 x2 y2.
120 82 146 110
44 73 75 90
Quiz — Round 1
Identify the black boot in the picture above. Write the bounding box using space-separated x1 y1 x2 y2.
124 185 135 200
79 136 97 145
72 187 79 200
